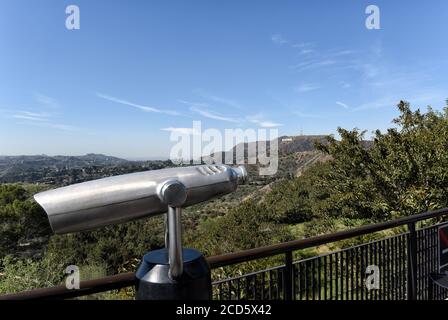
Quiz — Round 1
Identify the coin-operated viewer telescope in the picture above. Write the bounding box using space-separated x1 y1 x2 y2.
34 164 247 300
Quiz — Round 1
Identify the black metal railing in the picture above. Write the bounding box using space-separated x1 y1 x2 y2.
2 208 448 300
212 232 411 300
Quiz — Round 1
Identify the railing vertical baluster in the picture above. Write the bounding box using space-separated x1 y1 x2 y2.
367 242 372 300
373 241 378 300
336 252 339 301
323 255 327 300
382 239 386 300
402 234 406 299
407 222 418 300
340 251 344 300
416 229 421 299
329 254 333 300
292 263 296 299
423 228 428 300
398 235 402 299
237 278 241 300
427 227 432 299
297 263 300 300
261 271 265 300
310 259 316 300
344 250 349 300
360 245 364 300
245 275 250 300
384 239 388 300
268 270 273 300
350 249 354 300
318 257 322 300
401 234 404 298
355 247 359 300
431 226 436 300
276 267 280 299
253 274 257 300
297 262 301 300
283 251 293 300
398 235 401 299
304 260 309 300
393 236 397 299
389 238 393 300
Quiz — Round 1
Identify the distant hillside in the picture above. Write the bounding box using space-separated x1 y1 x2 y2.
204 135 323 161
278 135 327 154
204 134 372 181
0 153 129 170
0 154 172 184
0 136 372 184
203 135 328 179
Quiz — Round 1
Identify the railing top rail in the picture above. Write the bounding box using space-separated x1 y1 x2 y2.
1 207 448 300
0 272 136 300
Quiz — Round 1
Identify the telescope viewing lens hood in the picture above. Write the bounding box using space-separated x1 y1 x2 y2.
34 164 247 234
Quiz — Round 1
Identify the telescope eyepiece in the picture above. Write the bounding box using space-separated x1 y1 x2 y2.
233 165 248 184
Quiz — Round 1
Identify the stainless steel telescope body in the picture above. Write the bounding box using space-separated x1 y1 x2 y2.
34 164 247 234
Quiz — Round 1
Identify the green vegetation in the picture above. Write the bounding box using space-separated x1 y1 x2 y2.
1 100 448 298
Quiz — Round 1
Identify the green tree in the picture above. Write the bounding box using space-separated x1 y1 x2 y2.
315 100 448 220
187 199 292 257
0 185 51 259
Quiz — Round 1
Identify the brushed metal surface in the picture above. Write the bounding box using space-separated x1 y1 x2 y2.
167 206 183 279
34 164 247 234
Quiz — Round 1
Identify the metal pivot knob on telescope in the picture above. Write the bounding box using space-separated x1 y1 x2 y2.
135 180 212 300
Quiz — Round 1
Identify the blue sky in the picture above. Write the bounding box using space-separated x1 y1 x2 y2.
1 0 447 159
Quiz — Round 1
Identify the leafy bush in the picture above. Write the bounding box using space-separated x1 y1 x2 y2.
315 101 448 220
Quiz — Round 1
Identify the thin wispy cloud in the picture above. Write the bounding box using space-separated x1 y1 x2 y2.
272 37 360 78
17 121 81 132
271 34 314 50
336 101 349 109
35 93 59 109
254 120 283 128
10 110 81 132
290 59 337 72
293 111 322 119
299 49 314 55
194 90 241 109
180 100 281 127
12 111 50 122
190 106 240 123
271 34 289 45
97 93 180 116
5 94 81 132
361 63 380 79
43 123 81 132
332 50 356 56
292 42 314 49
295 83 320 93
247 114 283 128
340 81 351 89
354 91 447 112
178 100 241 123
284 43 357 74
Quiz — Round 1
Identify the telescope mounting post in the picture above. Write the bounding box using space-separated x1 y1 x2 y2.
135 179 212 300
159 180 187 279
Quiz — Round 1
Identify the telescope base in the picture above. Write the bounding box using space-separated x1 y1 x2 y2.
135 248 212 300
